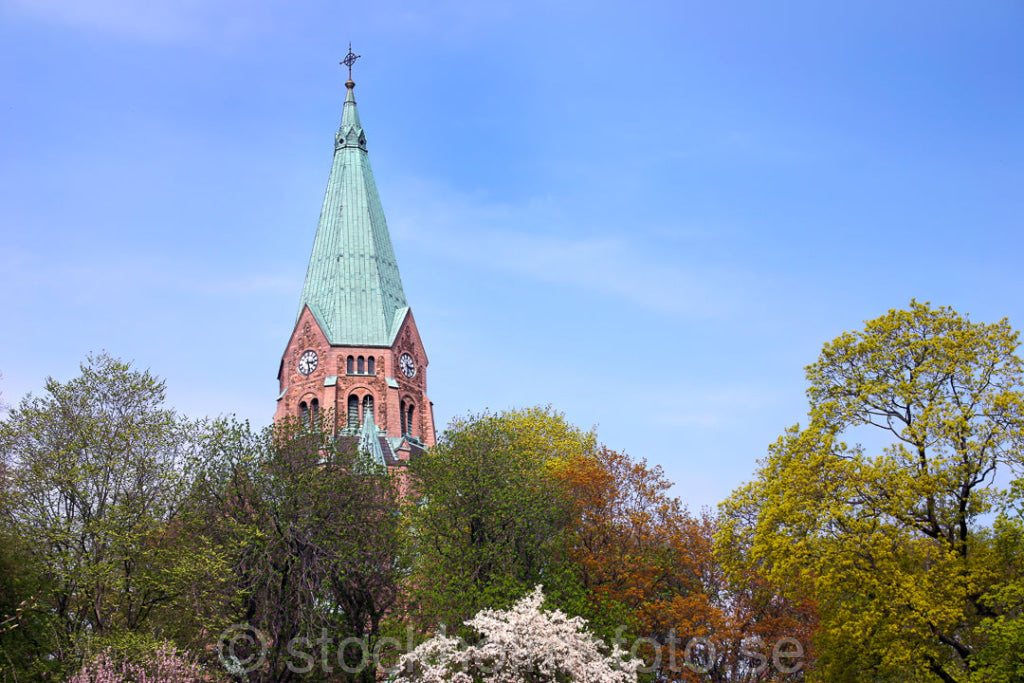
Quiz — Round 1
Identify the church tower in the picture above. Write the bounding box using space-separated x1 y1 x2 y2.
276 50 436 466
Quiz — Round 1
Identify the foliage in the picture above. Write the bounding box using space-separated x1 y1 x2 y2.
0 353 221 678
407 407 594 631
0 350 831 681
720 301 1024 682
410 406 815 680
394 586 641 683
968 478 1024 682
554 446 690 636
0 524 59 681
558 447 815 681
189 415 407 682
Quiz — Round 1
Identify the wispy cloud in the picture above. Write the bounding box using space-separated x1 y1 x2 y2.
0 249 293 303
387 179 763 318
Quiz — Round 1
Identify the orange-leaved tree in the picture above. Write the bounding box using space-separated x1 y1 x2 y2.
554 447 817 681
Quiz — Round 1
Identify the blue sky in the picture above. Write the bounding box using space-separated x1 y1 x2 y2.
1 0 1022 510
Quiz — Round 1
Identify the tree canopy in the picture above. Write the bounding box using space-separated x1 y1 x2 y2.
407 407 594 631
409 407 811 681
1 339 940 681
188 416 407 683
0 354 212 679
720 301 1024 682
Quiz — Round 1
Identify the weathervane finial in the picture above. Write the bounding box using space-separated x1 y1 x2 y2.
341 43 361 86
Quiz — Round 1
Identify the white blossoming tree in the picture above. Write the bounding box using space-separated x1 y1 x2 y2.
394 587 641 683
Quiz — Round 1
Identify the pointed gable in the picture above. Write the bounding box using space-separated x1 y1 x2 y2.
298 81 408 347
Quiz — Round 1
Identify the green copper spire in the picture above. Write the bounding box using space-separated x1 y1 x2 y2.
297 71 409 347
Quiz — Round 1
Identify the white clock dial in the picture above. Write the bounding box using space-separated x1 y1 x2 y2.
298 350 319 375
399 353 416 378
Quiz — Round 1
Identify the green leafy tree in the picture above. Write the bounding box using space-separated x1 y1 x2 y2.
720 302 1024 682
0 522 58 680
190 416 407 682
407 407 595 632
0 354 223 678
968 478 1024 682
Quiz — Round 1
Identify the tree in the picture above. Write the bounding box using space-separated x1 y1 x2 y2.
0 521 57 681
394 586 641 683
189 416 407 683
407 407 595 632
968 477 1024 682
720 301 1024 681
0 354 217 677
557 447 816 681
553 446 697 640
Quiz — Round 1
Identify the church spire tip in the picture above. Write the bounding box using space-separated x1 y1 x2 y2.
341 42 360 89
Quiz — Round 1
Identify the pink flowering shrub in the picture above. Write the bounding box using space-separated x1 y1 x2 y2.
394 586 641 683
67 643 209 683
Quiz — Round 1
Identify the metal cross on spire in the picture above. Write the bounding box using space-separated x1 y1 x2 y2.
341 43 361 80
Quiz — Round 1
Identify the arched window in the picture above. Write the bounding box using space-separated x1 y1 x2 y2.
367 357 375 375
406 404 415 436
311 398 319 425
347 395 359 427
347 356 354 374
357 356 365 374
400 400 407 435
362 395 374 423
300 401 309 427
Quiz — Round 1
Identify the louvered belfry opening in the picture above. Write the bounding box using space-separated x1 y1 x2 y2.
347 394 359 427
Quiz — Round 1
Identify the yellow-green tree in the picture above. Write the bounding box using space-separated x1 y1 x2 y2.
720 301 1024 682
968 478 1024 682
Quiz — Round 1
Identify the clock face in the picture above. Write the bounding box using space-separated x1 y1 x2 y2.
399 353 416 378
298 350 319 376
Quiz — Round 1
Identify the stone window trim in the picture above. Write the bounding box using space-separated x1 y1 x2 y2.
346 354 377 376
299 396 320 427
400 397 416 437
